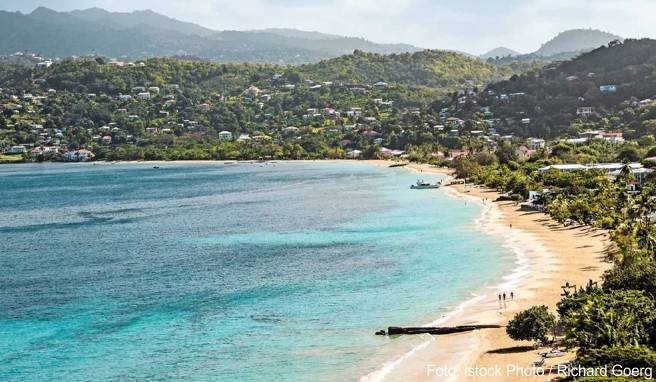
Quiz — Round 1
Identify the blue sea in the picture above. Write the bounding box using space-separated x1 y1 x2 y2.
0 162 513 381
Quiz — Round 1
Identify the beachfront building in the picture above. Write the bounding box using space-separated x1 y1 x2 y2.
537 163 652 182
346 150 362 159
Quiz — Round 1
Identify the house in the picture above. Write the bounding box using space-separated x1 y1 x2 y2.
319 108 339 119
136 92 150 100
102 136 112 144
340 139 352 147
346 150 362 159
373 81 388 87
380 148 405 157
7 145 26 154
243 86 261 97
528 189 549 208
521 118 531 125
118 94 132 101
566 76 579 81
362 130 379 136
219 131 233 141
347 107 363 117
537 164 587 172
528 138 546 150
538 163 651 182
199 103 211 111
577 107 596 117
516 146 536 160
373 138 384 145
146 127 158 134
63 149 94 162
36 61 52 69
260 94 272 102
599 85 617 93
627 182 640 194
600 132 624 144
148 87 160 93
350 87 367 94
237 134 251 142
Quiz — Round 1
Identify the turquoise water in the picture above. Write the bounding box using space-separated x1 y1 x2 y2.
0 162 512 381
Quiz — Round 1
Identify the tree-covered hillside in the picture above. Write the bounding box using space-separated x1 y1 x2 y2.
298 50 515 89
477 39 656 138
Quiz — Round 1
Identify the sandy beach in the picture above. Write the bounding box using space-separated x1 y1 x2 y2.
357 161 612 382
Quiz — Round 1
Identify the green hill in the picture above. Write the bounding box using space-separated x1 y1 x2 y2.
298 50 514 90
479 39 656 138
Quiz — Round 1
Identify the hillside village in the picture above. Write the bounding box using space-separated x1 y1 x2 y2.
0 39 655 170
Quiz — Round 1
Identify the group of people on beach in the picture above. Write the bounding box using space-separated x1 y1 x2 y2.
498 292 514 308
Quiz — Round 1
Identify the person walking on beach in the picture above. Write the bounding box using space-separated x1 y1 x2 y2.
503 293 506 301
511 292 514 300
498 294 502 302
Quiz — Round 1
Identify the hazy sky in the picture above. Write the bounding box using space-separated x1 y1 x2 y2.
2 0 655 54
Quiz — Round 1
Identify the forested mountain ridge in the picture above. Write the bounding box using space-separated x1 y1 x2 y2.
0 7 422 65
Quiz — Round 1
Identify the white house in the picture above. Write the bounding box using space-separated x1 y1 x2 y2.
528 138 546 150
577 107 596 117
136 92 151 100
7 145 26 154
600 85 617 93
346 150 362 159
118 95 132 101
219 131 233 141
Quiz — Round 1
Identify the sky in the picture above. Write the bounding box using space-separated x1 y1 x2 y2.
1 0 655 54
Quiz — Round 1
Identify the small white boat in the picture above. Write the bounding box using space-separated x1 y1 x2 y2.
538 350 567 358
410 180 441 189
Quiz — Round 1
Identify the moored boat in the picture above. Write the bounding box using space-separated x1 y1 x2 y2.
410 180 441 189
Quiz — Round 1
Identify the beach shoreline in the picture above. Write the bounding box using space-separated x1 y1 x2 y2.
356 161 611 382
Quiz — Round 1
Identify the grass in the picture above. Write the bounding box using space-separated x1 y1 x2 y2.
0 154 23 163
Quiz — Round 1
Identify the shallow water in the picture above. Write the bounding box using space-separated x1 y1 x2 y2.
0 162 513 381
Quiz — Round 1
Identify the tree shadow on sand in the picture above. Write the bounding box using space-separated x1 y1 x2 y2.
487 346 535 354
